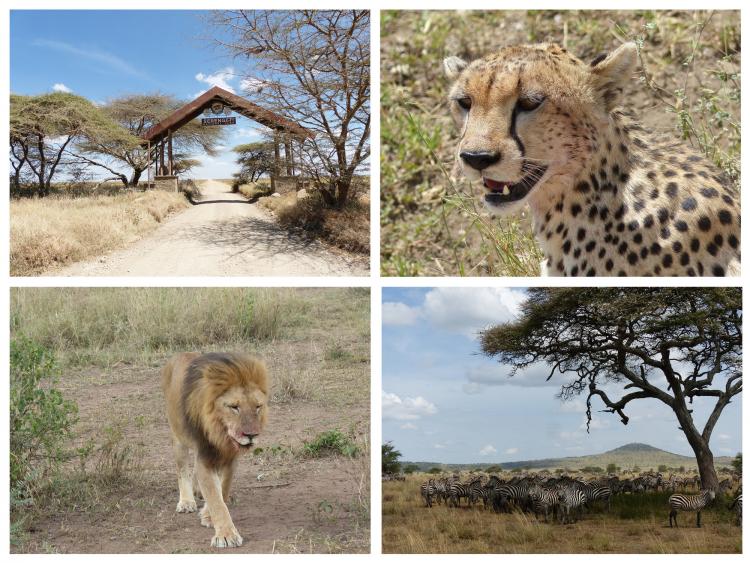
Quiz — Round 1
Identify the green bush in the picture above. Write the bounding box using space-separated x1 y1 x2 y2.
10 336 78 534
303 429 361 458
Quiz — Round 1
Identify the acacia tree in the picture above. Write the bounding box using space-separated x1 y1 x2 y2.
10 92 138 195
208 10 370 208
232 141 275 183
480 288 741 491
75 94 222 187
382 442 402 475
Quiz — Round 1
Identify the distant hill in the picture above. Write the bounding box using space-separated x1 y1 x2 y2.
404 443 737 473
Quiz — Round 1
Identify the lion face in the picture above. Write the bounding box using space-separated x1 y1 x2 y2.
215 384 268 450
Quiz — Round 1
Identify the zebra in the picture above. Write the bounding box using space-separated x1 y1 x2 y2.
557 486 587 524
576 481 612 511
420 479 436 508
729 491 742 526
491 482 532 513
528 485 559 523
448 480 474 508
668 489 716 528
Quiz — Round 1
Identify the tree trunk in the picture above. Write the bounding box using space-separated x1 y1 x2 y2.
336 177 350 209
673 402 720 491
129 168 143 187
694 443 719 491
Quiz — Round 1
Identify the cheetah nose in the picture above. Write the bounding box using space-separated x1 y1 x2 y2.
460 151 501 171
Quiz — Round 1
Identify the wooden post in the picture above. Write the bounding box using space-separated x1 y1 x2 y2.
289 139 296 175
147 140 152 183
285 137 292 176
272 131 280 192
159 140 165 176
168 129 173 176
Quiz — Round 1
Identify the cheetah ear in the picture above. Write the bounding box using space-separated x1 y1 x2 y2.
589 42 638 110
444 56 468 80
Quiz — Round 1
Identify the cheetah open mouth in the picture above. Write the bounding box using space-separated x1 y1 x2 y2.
483 164 548 206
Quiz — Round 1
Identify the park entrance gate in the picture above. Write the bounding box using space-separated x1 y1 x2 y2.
142 86 314 192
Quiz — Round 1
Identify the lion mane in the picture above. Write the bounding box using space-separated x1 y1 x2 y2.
180 352 269 466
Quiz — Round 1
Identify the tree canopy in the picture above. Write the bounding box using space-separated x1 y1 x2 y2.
480 287 741 490
10 92 139 194
232 141 275 183
382 442 402 475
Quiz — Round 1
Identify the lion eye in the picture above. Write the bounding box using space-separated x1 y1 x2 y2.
256 405 263 414
229 405 240 413
456 96 472 111
517 95 544 112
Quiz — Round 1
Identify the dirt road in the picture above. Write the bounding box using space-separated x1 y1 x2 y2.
52 180 368 276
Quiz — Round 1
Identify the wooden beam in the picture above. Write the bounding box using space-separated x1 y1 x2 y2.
159 140 165 176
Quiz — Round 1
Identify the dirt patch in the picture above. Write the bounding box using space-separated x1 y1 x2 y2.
16 362 369 554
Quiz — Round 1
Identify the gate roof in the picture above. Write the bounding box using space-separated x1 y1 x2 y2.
142 86 314 143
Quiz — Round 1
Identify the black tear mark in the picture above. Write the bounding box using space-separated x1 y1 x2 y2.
590 52 608 67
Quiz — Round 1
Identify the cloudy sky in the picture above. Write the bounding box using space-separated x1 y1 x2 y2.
382 287 742 464
10 10 269 179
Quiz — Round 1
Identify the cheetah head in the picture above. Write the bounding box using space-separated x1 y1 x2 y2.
444 42 638 216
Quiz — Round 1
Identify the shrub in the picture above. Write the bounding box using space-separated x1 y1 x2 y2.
10 336 78 533
304 429 361 458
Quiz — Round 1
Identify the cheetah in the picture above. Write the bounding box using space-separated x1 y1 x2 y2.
444 42 740 276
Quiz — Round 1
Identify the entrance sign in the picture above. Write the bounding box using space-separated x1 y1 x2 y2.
202 117 236 126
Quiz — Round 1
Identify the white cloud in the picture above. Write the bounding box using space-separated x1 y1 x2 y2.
195 67 236 93
434 443 447 449
463 362 556 390
52 83 72 93
33 39 146 78
422 287 526 337
479 444 497 456
382 302 421 326
240 77 266 93
580 418 610 431
560 399 586 413
504 447 519 455
718 433 731 441
400 423 418 430
382 391 437 421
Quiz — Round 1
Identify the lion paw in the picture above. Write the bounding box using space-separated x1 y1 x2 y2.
176 500 197 513
211 531 243 548
199 506 213 527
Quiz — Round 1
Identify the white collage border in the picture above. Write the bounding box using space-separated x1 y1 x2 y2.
1 1 748 560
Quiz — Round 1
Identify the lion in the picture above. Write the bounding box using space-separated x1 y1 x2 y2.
161 351 269 548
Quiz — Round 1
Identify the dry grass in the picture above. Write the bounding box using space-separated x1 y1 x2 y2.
380 10 741 276
260 189 370 254
10 190 188 276
382 476 741 553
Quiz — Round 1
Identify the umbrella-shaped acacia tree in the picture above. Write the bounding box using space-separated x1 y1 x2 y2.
480 287 741 491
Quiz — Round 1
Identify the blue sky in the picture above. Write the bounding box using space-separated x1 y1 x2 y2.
382 288 742 465
10 10 270 179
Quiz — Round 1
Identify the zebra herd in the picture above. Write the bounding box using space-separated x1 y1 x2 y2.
417 472 742 527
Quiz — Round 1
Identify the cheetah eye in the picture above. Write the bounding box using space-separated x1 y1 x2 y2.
455 96 472 111
517 95 545 112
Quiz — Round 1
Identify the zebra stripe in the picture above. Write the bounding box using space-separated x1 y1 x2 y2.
669 489 716 528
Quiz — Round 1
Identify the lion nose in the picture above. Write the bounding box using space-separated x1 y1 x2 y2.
460 151 501 171
243 432 258 439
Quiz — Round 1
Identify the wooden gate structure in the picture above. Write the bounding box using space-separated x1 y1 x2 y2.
142 86 314 191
